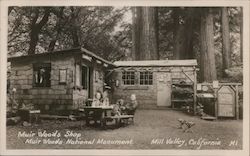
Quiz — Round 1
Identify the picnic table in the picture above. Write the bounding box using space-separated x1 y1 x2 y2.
81 106 134 127
83 106 113 127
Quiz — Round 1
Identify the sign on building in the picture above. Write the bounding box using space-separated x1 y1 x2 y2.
217 86 235 117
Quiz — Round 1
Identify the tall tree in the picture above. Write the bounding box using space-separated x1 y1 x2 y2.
172 8 185 59
8 6 129 61
48 7 64 51
200 8 217 82
172 8 195 60
221 7 231 75
28 7 51 55
132 7 159 60
69 7 81 47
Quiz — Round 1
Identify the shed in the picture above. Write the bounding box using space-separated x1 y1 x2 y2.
8 47 115 113
111 60 198 110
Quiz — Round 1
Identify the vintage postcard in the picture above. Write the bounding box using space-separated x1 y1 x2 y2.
0 0 249 155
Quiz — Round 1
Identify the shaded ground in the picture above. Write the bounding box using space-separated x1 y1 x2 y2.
7 109 242 149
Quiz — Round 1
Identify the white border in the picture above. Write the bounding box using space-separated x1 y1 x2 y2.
0 0 249 155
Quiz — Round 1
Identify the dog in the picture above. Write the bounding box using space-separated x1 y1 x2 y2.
178 118 195 133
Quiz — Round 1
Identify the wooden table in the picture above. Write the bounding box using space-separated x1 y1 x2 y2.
19 109 41 124
83 106 113 127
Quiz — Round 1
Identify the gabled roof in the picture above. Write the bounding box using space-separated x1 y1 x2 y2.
8 47 115 67
114 60 197 67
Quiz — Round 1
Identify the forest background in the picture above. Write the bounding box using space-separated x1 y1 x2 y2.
7 6 243 83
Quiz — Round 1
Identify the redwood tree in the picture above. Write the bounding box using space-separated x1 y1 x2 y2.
132 7 159 60
172 8 185 59
221 7 231 75
173 8 195 60
200 8 217 82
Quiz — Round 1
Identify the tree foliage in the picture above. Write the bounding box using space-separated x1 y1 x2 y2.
8 6 242 82
8 6 131 61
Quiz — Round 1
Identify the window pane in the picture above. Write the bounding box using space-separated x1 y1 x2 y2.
122 71 135 85
139 71 153 85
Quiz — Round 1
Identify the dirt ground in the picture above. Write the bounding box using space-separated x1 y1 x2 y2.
6 109 242 150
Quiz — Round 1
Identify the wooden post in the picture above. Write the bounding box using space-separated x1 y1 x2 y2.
193 67 197 115
235 85 239 120
214 88 218 119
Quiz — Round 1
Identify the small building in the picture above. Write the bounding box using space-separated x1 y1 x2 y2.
8 48 115 113
111 60 198 109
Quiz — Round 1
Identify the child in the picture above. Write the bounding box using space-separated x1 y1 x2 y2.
91 91 103 125
92 91 102 107
112 99 124 116
102 90 110 106
125 94 138 115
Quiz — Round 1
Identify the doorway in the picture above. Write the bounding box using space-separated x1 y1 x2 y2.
157 72 171 107
81 66 93 98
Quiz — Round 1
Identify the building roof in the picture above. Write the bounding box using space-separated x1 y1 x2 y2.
8 47 115 67
114 59 197 67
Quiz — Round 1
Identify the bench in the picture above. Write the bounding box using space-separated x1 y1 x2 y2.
105 115 134 125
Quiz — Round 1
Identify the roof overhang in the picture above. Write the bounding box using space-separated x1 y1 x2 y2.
7 47 116 68
113 60 198 67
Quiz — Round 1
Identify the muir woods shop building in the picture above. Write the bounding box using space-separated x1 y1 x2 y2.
8 47 198 113
8 48 115 113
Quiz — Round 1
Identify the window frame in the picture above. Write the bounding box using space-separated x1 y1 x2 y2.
139 71 153 85
33 63 51 88
59 69 67 84
122 71 136 85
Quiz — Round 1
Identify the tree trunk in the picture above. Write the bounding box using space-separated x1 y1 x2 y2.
70 7 80 47
48 7 64 52
173 8 185 59
132 7 158 60
132 7 141 60
184 8 195 59
28 8 51 55
200 8 217 82
221 7 231 75
173 8 194 60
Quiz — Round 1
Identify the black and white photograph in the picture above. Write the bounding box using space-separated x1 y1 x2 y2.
0 0 249 155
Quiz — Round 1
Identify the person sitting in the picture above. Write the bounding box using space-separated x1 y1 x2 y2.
117 99 126 115
124 94 138 115
111 99 124 116
92 91 102 107
112 103 121 116
90 91 103 125
102 90 110 106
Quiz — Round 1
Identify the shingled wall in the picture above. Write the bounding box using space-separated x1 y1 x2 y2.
112 66 195 109
9 56 75 113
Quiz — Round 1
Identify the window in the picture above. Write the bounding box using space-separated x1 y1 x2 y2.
140 71 153 85
59 69 67 84
122 71 135 85
33 63 51 87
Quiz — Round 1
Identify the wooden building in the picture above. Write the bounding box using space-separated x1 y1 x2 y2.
111 60 198 110
8 48 114 113
8 47 198 113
